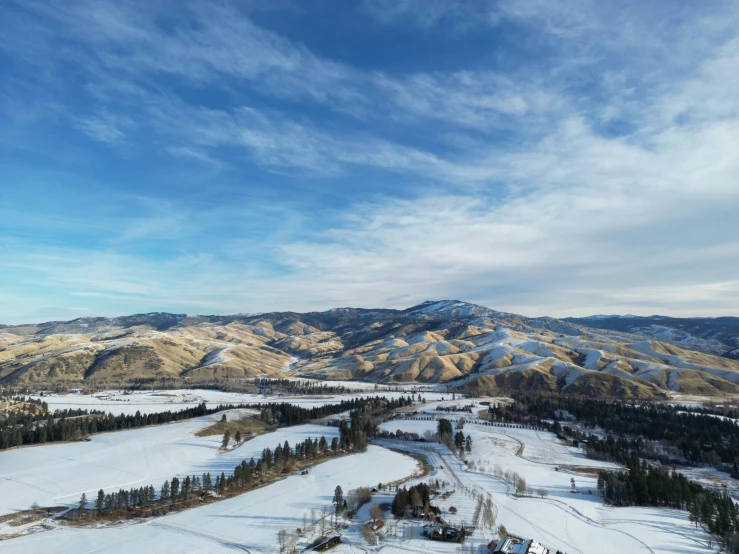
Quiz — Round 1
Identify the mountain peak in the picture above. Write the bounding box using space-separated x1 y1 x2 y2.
405 300 496 319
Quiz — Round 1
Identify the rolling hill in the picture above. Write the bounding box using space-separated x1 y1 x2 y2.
2 301 739 398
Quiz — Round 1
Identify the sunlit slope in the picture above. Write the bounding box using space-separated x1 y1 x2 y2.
2 301 739 397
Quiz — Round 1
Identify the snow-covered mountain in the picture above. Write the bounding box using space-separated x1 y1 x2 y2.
2 302 739 398
564 315 739 358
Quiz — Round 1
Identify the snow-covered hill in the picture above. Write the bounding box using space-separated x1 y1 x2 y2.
565 315 739 357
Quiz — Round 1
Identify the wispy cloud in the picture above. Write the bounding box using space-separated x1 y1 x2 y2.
73 112 130 143
1 0 738 322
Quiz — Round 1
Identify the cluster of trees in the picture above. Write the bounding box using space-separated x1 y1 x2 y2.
379 418 473 456
391 482 433 517
345 486 372 514
598 456 739 552
87 485 158 515
255 395 412 427
435 418 472 455
454 430 472 453
254 379 378 396
496 395 739 470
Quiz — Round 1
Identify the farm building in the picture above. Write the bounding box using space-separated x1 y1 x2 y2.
312 536 341 551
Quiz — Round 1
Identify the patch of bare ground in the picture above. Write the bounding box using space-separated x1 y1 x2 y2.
0 507 64 525
555 465 603 477
195 414 273 438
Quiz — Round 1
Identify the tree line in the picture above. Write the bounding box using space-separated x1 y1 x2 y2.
0 402 216 450
253 395 412 427
493 394 739 470
80 406 374 520
1 394 412 451
391 482 433 517
598 455 739 552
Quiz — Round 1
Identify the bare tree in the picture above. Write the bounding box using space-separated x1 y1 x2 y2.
369 503 383 522
482 497 498 530
360 525 377 545
514 474 528 496
277 529 288 553
538 488 548 499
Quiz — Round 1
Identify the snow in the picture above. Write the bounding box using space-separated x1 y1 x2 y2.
376 417 715 554
0 411 338 517
410 300 496 320
0 388 720 553
29 388 449 416
200 346 233 367
1 446 417 554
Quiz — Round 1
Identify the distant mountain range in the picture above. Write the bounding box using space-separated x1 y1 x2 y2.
2 301 739 398
564 315 739 360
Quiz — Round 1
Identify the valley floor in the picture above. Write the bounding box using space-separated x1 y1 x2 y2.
0 410 337 517
0 389 723 554
1 445 417 553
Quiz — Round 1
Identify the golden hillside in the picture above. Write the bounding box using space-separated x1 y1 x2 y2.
2 301 739 398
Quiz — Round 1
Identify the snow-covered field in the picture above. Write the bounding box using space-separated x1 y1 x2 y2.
30 388 450 416
0 389 721 553
2 446 417 554
377 418 716 554
0 409 338 517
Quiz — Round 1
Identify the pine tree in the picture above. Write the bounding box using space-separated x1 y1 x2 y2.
78 492 87 518
161 480 170 503
222 431 230 449
333 485 344 514
171 477 180 504
96 489 105 515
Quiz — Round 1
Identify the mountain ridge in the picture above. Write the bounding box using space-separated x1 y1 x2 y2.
2 301 739 398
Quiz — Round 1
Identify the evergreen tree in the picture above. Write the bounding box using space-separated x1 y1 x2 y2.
161 480 170 503
78 492 87 517
170 477 180 505
333 485 344 514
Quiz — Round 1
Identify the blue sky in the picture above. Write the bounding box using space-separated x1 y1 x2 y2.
1 0 739 323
